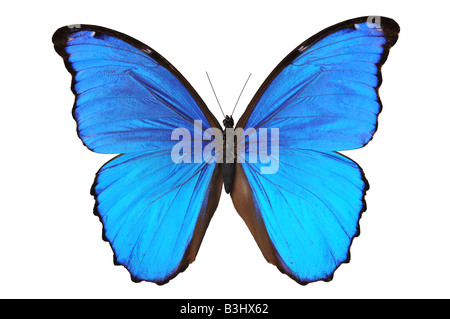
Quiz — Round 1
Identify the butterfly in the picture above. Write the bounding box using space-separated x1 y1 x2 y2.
52 16 399 285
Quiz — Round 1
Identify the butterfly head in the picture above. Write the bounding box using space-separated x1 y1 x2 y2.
223 115 234 128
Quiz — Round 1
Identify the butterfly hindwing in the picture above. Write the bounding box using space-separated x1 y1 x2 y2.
233 152 368 283
232 17 399 284
93 150 222 283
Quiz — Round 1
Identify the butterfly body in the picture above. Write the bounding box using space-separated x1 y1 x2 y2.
222 115 236 193
53 17 399 284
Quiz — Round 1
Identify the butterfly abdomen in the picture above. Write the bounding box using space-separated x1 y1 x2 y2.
222 162 235 194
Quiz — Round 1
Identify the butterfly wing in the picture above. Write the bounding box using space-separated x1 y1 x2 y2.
231 17 399 284
93 150 222 283
238 16 399 150
53 25 222 283
53 25 221 153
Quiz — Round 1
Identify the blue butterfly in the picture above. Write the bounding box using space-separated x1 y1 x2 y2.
52 16 399 285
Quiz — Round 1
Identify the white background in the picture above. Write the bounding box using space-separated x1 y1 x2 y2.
1 0 449 298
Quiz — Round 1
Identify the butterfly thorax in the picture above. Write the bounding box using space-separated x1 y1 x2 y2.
222 115 235 194
223 115 234 129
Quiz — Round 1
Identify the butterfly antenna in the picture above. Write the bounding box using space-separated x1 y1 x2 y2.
231 73 252 117
205 71 226 118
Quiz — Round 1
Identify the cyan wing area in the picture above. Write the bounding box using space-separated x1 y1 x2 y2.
240 150 368 283
53 26 212 154
244 18 399 151
92 149 218 283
